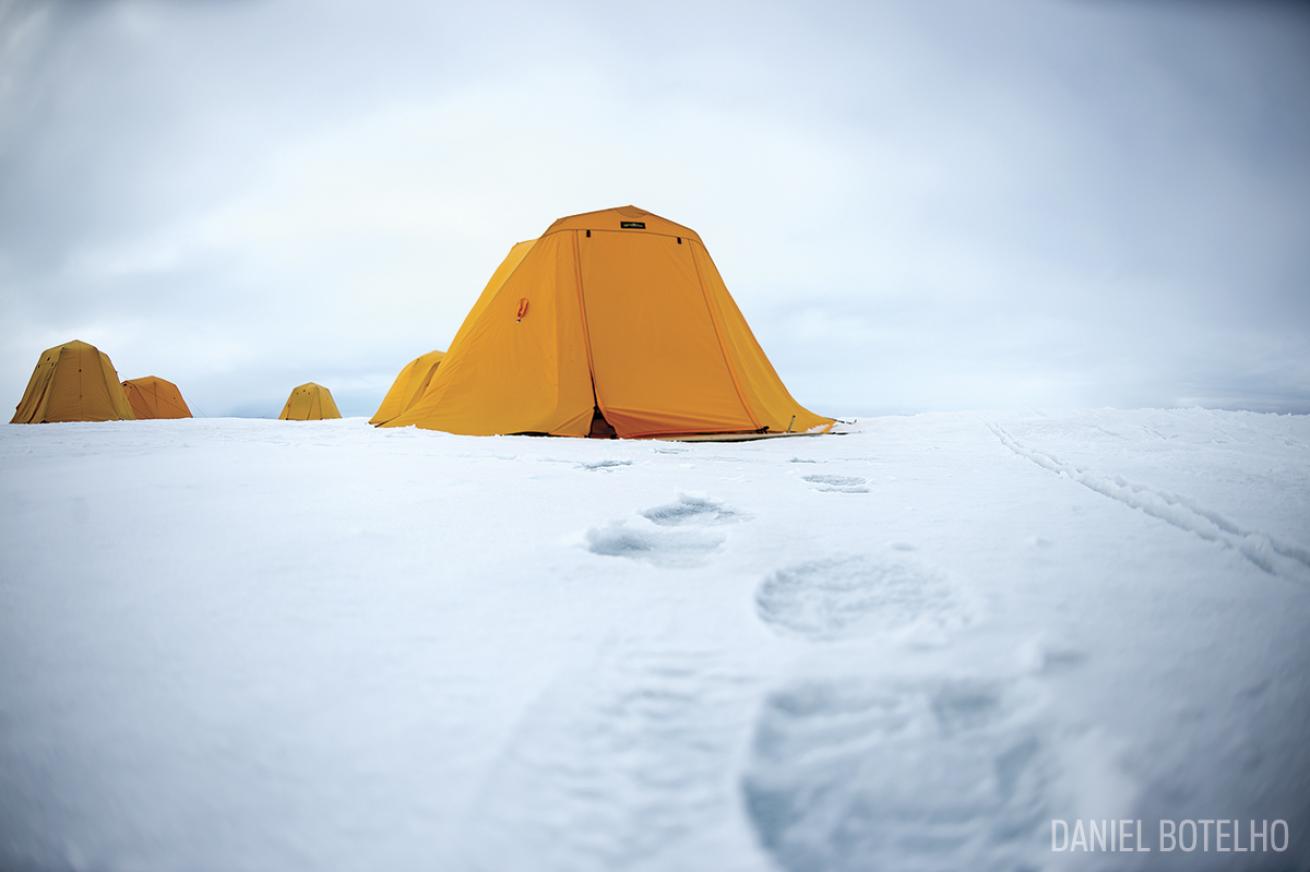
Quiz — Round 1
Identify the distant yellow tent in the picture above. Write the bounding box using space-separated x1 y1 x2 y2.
122 375 193 419
279 383 341 421
383 207 832 439
369 350 445 426
10 339 136 424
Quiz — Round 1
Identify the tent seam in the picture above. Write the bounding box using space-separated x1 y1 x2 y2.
538 227 694 245
567 229 608 437
688 239 761 431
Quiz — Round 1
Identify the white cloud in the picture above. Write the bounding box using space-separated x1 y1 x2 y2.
1 0 1307 417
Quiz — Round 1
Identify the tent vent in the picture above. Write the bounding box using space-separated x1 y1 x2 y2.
585 229 591 238
677 236 682 244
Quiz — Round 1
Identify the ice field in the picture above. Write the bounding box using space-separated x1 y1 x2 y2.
2 409 1308 871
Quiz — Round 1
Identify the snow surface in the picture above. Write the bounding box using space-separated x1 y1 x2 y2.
1 409 1308 871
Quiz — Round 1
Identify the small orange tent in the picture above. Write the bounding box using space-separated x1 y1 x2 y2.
278 383 341 420
369 350 445 426
383 207 832 439
11 339 136 423
122 376 193 419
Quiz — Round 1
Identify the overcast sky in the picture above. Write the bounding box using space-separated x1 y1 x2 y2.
2 0 1307 418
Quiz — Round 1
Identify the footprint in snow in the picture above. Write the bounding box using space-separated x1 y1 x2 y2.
803 473 868 494
586 523 723 568
578 459 632 471
741 675 1059 872
641 495 741 527
755 553 972 643
587 496 741 568
463 647 758 872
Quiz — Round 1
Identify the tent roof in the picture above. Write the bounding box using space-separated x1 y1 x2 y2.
543 205 701 244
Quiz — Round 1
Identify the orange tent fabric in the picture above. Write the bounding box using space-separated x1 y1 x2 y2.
369 350 445 426
383 206 832 438
278 382 341 420
122 376 193 419
11 339 135 423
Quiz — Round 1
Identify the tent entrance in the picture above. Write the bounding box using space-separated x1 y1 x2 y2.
587 406 617 439
585 373 616 439
574 230 758 438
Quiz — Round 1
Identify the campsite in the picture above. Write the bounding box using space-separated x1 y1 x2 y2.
2 1 1308 871
4 245 1309 869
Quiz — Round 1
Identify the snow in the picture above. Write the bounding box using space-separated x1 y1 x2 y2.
1 409 1308 871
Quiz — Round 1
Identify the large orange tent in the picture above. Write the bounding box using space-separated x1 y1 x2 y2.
278 382 341 420
383 206 832 439
11 339 136 423
122 375 193 419
369 350 445 426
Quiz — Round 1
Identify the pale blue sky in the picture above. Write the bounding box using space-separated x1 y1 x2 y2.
2 0 1307 417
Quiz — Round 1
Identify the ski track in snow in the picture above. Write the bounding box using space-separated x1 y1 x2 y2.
755 553 974 643
989 423 1310 583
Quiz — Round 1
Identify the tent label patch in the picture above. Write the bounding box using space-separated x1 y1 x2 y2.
620 221 646 229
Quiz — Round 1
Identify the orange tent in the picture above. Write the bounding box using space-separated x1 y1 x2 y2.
278 382 341 420
383 206 832 439
122 376 193 419
369 350 445 426
11 339 135 423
